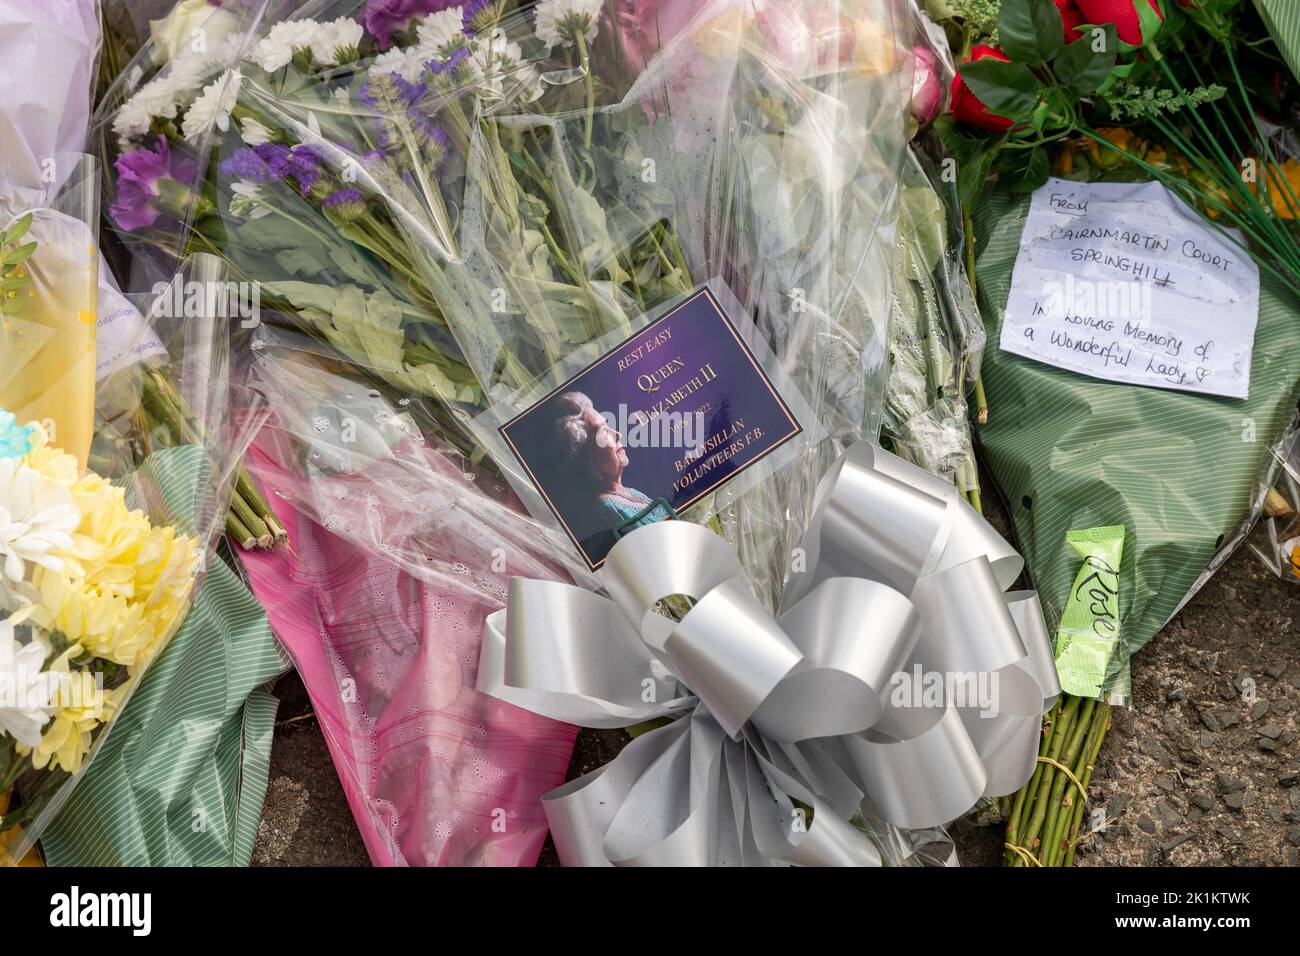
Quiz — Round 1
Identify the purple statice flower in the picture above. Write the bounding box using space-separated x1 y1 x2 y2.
417 119 450 159
362 0 461 49
428 46 471 76
287 145 325 195
461 0 499 36
252 142 293 178
322 187 366 220
359 72 426 112
110 137 199 233
219 146 276 184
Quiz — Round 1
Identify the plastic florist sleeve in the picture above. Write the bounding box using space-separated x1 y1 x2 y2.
237 326 578 866
0 244 256 864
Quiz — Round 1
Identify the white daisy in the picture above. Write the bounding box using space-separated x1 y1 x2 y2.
468 29 541 101
113 36 243 145
416 7 468 57
371 46 426 84
112 75 181 141
533 0 603 49
230 181 272 220
311 17 365 66
0 614 54 749
249 19 319 73
240 116 273 146
181 70 242 140
0 459 78 584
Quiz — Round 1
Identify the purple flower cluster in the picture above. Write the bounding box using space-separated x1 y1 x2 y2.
219 143 326 196
220 146 276 184
358 72 426 112
427 46 471 77
110 137 199 233
461 0 499 36
322 188 366 220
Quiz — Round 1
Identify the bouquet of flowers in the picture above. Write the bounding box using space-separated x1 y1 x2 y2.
0 238 253 864
925 0 1300 865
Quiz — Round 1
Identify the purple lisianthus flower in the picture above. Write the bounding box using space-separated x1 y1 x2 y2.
363 0 461 49
220 146 276 184
110 137 199 233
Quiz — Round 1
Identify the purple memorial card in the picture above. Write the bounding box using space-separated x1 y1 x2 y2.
500 287 803 569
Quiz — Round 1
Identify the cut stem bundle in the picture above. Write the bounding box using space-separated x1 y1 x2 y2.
1004 694 1112 866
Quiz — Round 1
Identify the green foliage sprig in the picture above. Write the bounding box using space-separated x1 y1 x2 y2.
0 214 36 316
1106 83 1229 121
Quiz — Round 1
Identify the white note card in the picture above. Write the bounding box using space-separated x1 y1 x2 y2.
96 280 167 381
1000 178 1260 400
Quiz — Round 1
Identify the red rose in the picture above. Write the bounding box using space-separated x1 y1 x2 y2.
1075 0 1166 45
951 45 1017 132
1056 1 1086 41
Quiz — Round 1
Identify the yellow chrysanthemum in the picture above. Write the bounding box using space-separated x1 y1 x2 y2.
19 423 78 489
15 646 127 775
17 423 200 670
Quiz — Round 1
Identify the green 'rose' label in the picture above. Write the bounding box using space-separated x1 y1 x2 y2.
1053 525 1125 699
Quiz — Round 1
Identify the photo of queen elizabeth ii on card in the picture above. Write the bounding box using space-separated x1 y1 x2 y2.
499 287 802 570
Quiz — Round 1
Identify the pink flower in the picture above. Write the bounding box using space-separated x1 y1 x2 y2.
910 44 942 125
610 0 708 74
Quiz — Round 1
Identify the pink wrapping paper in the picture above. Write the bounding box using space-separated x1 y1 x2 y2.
240 443 577 867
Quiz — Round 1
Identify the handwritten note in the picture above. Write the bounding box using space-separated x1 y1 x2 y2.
1000 178 1260 399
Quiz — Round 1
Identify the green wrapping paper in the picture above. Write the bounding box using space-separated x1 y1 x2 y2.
1255 0 1300 83
973 185 1300 702
37 447 290 866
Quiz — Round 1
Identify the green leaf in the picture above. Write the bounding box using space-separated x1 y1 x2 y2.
1008 147 1051 194
1053 27 1118 95
958 58 1041 119
1 241 37 266
998 0 1064 65
1132 0 1166 47
958 142 1001 211
4 213 33 244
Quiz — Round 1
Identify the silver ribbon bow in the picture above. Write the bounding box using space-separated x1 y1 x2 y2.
478 443 1059 866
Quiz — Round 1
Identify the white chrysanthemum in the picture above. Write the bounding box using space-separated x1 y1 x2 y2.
372 46 426 83
416 7 468 56
311 17 365 66
468 30 541 101
112 75 181 141
249 19 319 72
0 459 78 584
533 0 602 49
240 116 273 146
181 70 242 140
230 181 273 220
112 36 243 145
0 614 54 749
